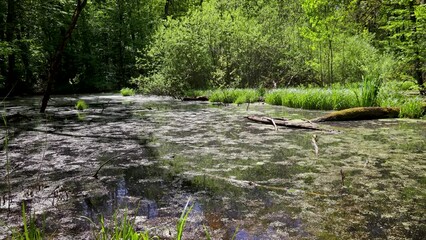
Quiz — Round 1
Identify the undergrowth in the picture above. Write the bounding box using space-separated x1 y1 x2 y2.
120 88 136 96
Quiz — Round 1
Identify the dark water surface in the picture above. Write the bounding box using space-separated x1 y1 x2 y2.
0 94 425 239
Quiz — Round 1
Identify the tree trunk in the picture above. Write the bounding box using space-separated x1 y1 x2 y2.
164 0 171 17
5 0 17 96
40 0 87 113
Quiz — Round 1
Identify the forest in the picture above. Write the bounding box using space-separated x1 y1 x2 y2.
1 0 425 98
1 0 426 239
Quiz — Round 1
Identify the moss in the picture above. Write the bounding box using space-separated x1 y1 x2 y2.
313 107 400 122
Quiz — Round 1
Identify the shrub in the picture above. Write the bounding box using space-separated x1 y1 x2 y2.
120 88 136 96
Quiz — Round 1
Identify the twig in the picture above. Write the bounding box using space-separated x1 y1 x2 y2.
246 102 250 111
340 169 345 187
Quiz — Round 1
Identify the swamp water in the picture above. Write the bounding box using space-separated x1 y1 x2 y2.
0 94 425 239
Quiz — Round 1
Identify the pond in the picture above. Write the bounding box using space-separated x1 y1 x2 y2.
0 94 425 239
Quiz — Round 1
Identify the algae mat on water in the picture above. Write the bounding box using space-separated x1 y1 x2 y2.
0 95 425 239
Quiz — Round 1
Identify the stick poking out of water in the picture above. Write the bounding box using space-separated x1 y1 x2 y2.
264 117 278 131
93 152 127 179
311 134 319 156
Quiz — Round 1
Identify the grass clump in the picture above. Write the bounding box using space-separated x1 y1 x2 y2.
75 99 88 110
399 98 425 118
120 88 136 96
265 88 357 110
81 198 194 240
93 212 150 240
11 203 44 240
355 76 382 107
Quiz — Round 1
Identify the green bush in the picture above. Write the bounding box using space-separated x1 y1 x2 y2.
75 100 88 110
120 88 136 96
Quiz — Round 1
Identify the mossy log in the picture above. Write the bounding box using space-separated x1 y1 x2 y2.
311 107 400 122
246 115 330 131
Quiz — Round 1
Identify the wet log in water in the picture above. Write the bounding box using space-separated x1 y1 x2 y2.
246 115 328 131
311 107 400 122
182 96 209 101
246 107 412 131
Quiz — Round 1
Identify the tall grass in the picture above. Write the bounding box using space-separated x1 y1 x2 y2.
265 88 358 110
176 197 193 240
11 203 44 240
80 198 193 240
355 76 382 107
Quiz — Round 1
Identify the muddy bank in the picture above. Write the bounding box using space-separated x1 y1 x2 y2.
1 94 425 239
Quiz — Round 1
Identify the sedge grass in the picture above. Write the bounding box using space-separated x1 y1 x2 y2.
11 203 44 240
79 197 194 240
265 88 358 110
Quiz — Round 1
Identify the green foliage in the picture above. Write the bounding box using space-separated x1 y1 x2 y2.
400 81 418 91
11 203 44 240
120 88 136 96
355 76 382 107
75 100 88 110
208 89 259 104
94 212 151 240
176 199 193 240
265 87 358 110
399 98 425 119
135 0 312 94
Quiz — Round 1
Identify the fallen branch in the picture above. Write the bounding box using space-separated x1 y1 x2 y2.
246 115 332 131
93 152 127 179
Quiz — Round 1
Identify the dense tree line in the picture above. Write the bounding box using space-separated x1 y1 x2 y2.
0 0 425 97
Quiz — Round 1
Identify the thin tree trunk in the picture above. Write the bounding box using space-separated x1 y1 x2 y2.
5 0 17 96
40 0 87 113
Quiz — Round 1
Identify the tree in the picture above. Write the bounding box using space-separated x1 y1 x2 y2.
40 0 88 113
380 0 426 94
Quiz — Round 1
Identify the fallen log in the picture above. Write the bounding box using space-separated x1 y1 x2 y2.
182 96 209 101
246 115 330 131
311 107 400 122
